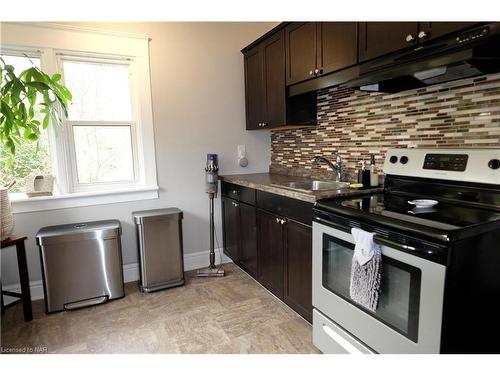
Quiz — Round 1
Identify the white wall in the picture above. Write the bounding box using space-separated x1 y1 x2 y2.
1 22 277 285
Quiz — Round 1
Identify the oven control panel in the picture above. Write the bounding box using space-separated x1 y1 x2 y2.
383 148 500 185
423 154 468 171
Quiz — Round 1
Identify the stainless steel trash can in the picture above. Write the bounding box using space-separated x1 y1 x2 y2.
36 220 124 313
133 208 184 292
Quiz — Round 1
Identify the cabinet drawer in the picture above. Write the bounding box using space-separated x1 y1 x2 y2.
221 181 256 205
256 190 313 225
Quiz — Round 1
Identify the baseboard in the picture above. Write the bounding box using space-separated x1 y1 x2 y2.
2 248 232 302
2 280 45 305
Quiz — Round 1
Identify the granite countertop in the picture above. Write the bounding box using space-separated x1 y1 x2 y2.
219 173 383 203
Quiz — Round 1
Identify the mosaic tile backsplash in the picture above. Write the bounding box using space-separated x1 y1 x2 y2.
270 73 500 181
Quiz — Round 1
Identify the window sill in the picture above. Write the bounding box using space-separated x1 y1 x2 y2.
10 186 159 214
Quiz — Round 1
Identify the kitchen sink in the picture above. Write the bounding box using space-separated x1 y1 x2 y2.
272 180 350 192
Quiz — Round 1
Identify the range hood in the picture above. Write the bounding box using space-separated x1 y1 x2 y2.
345 23 500 93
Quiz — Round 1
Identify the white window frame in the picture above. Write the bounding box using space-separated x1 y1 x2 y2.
1 22 159 213
56 53 142 193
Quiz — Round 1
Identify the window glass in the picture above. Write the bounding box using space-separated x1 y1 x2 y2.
72 125 134 184
63 60 133 121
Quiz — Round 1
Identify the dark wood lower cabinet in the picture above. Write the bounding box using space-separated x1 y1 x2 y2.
238 202 258 278
222 183 313 323
256 209 313 322
284 220 312 322
257 210 285 299
222 196 240 262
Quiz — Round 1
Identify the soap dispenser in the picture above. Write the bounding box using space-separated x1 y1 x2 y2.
370 154 379 187
358 161 371 188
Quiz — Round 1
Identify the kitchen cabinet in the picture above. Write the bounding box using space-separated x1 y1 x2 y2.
284 219 312 322
286 22 358 85
257 209 313 322
238 202 258 278
285 22 317 85
243 46 264 131
263 30 286 128
243 30 286 130
318 22 358 77
221 181 314 322
221 196 240 262
418 22 478 42
257 210 285 299
359 22 419 62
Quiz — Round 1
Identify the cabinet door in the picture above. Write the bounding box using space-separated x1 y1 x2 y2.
359 22 419 62
284 220 312 323
418 22 478 42
222 197 240 262
262 30 286 128
257 210 284 299
238 202 258 278
285 22 317 85
317 22 358 76
243 46 264 130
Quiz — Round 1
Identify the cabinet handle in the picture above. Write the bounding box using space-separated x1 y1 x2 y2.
232 190 238 194
280 219 286 225
314 68 322 75
275 217 280 223
418 30 429 40
234 202 239 207
262 123 267 127
405 34 415 43
309 70 314 76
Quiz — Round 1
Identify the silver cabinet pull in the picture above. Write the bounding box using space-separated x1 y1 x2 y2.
418 30 429 40
314 68 320 75
309 70 314 76
275 217 280 223
280 219 286 225
405 34 415 43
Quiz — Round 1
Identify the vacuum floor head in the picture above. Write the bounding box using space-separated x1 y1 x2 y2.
196 266 225 277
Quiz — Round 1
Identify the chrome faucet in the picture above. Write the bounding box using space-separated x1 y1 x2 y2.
313 155 343 181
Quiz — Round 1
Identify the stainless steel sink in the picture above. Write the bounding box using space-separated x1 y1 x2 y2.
272 180 350 192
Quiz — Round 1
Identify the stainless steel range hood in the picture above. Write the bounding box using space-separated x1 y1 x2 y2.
345 23 500 93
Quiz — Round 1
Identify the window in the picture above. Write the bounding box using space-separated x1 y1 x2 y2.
60 57 138 190
2 23 158 213
0 52 52 193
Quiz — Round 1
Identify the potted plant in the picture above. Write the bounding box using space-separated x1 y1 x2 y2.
0 56 72 239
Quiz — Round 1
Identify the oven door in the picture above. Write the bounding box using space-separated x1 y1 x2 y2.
312 221 446 354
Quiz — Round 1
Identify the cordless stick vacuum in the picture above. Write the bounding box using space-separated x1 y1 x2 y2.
197 154 225 277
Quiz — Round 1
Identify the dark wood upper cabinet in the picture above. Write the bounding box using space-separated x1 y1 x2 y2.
243 46 264 130
243 30 286 130
359 22 419 62
238 202 258 278
317 22 358 76
285 22 318 85
262 30 286 127
418 22 478 42
222 197 240 262
286 22 358 85
284 220 312 323
257 210 284 299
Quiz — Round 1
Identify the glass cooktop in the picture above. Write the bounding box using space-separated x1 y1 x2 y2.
316 192 500 232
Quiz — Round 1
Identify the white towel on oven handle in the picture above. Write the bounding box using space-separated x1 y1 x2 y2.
351 227 377 266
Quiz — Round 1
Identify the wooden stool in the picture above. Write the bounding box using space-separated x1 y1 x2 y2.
1 235 33 321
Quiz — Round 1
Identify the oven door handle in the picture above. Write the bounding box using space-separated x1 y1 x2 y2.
314 216 440 256
373 236 417 253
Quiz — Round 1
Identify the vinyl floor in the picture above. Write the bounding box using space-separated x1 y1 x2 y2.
1 263 320 354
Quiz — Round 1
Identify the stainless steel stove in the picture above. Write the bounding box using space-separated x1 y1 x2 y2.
312 148 500 354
